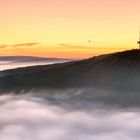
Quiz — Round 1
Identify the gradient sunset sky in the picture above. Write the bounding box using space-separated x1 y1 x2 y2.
0 0 140 58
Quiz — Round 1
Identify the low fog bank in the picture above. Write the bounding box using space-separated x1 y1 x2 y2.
0 61 52 71
15 88 140 108
0 93 140 140
0 60 70 71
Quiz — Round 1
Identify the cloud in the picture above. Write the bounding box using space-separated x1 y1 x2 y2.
0 45 8 49
58 43 89 48
0 43 40 49
58 43 77 46
13 43 40 47
58 43 128 50
0 93 139 140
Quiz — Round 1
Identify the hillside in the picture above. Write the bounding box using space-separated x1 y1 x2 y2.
0 49 140 93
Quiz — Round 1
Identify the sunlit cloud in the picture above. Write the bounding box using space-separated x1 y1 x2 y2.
58 43 129 50
13 43 40 47
0 43 40 49
0 45 8 49
0 42 133 59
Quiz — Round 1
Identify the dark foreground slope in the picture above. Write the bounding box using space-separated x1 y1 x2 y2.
0 49 140 93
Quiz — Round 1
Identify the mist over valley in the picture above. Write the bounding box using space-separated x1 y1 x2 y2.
0 50 140 140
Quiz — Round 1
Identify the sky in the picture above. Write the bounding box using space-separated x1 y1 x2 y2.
0 0 140 58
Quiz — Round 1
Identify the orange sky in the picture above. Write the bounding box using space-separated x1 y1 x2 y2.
0 0 140 58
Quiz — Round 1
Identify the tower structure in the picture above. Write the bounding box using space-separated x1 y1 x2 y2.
137 30 140 49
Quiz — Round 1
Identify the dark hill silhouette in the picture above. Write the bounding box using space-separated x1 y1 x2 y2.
0 49 140 93
0 56 71 63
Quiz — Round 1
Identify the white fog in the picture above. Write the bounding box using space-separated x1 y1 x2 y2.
0 93 139 140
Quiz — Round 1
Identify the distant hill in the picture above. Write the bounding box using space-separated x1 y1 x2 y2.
0 56 71 63
0 49 140 92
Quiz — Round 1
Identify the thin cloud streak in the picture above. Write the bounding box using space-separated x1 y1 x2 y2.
0 43 40 49
13 43 40 47
58 43 129 50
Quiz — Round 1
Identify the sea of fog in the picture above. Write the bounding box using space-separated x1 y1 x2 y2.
0 60 68 71
0 60 139 140
0 93 140 140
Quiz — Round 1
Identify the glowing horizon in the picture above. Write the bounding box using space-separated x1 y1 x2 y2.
0 0 140 58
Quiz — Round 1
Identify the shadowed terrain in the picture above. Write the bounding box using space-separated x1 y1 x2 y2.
0 49 140 107
0 49 140 90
